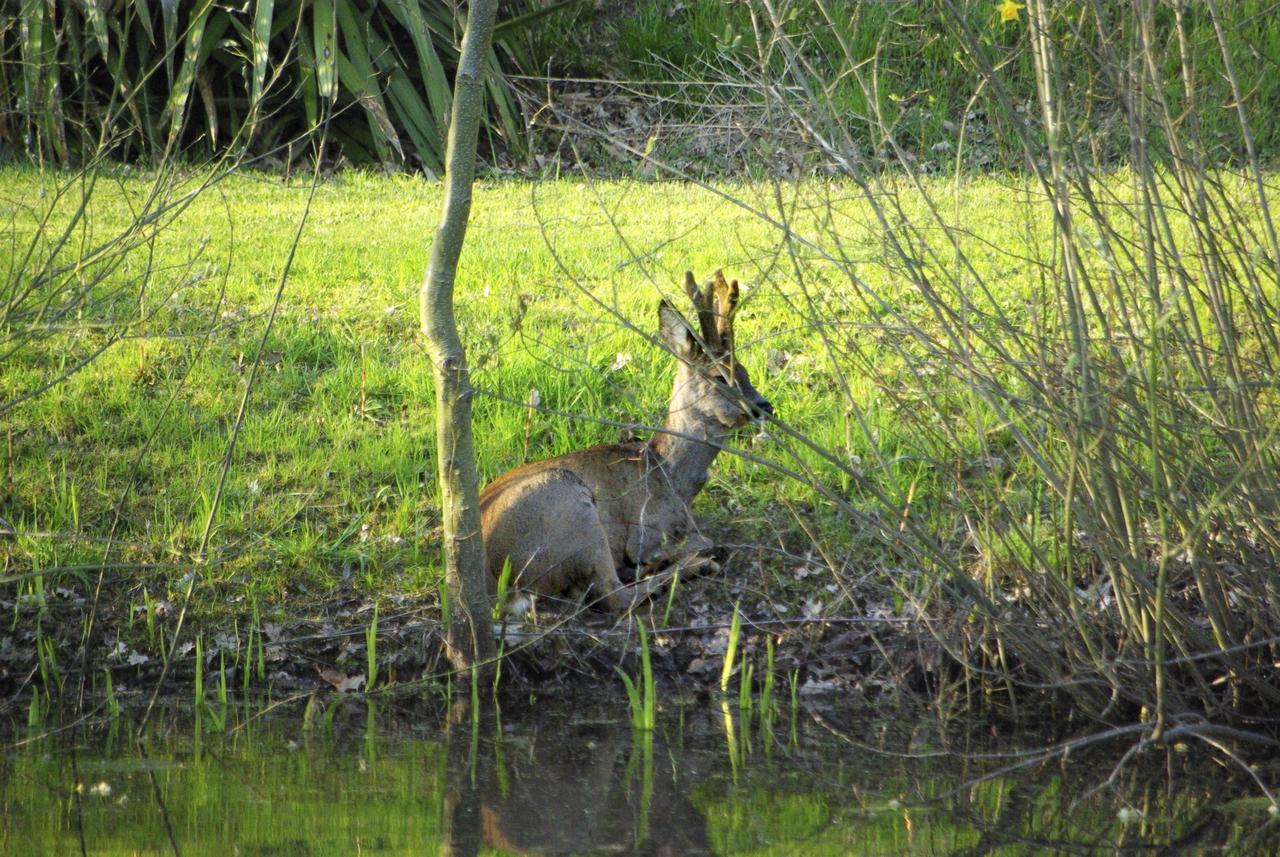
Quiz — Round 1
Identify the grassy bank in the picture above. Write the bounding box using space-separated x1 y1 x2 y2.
2 165 1072 601
3 167 811 600
4 164 1280 722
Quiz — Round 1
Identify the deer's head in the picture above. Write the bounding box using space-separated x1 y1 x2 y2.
659 270 773 433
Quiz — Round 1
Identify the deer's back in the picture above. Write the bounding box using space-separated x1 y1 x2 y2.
480 441 689 574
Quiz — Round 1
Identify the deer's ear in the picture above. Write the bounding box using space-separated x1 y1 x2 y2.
658 300 698 358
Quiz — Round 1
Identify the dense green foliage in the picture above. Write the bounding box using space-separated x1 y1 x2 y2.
4 1 1278 172
603 0 1280 166
0 0 578 171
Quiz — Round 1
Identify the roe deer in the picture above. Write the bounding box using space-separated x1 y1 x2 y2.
481 270 772 611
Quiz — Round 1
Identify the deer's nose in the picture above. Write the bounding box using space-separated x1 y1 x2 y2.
751 398 774 419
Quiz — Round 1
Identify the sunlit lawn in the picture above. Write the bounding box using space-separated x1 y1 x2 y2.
1 164 1254 617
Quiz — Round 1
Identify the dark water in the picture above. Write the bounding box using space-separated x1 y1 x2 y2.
3 694 1277 855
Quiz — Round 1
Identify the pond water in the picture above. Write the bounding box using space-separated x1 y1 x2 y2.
3 693 1276 855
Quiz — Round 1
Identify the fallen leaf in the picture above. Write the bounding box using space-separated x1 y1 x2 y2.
318 667 365 693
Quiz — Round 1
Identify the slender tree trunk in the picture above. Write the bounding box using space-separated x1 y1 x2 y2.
420 0 499 674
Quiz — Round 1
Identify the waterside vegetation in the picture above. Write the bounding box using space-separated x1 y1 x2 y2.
3 4 1280 822
3 162 1278 723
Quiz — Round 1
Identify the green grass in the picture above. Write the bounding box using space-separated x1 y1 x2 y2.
0 167 1026 591
0 167 1246 549
3 163 1278 717
2 167 831 611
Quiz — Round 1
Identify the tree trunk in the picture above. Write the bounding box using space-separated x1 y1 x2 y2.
420 0 499 675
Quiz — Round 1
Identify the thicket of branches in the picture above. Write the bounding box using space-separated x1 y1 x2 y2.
5 1 1280 738
575 0 1280 728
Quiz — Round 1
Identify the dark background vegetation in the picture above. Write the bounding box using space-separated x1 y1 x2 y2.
4 0 1279 173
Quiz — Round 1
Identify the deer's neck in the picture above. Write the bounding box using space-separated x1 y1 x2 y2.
649 377 724 505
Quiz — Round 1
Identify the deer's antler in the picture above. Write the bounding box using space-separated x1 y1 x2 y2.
711 270 739 359
683 269 739 357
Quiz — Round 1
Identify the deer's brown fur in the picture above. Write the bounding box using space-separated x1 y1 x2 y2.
480 271 772 610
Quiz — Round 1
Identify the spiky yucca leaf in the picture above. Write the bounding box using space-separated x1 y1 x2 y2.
248 0 274 121
312 0 337 104
163 0 213 153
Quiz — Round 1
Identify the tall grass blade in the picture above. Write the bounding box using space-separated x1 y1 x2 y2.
297 17 319 129
83 0 110 60
615 668 642 726
132 0 155 44
615 621 656 731
640 622 655 731
312 0 337 104
249 0 275 122
492 557 513 620
387 0 453 132
164 0 213 152
18 0 47 158
194 633 205 713
720 602 742 694
762 636 776 716
365 601 379 691
335 1 400 162
104 669 121 718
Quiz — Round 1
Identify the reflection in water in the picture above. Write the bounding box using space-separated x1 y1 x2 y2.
2 695 1278 855
443 705 709 856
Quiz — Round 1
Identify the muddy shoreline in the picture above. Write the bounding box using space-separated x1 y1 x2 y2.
1 566 933 708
